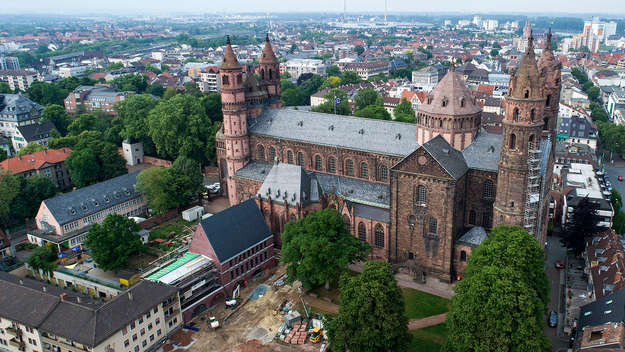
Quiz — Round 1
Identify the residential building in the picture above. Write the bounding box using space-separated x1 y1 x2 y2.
58 65 89 78
30 171 147 251
199 66 220 93
554 143 598 168
0 94 44 140
0 272 182 352
584 229 625 300
339 61 389 80
12 121 57 153
412 66 440 90
0 148 73 189
607 87 625 120
0 56 20 71
64 85 133 115
284 59 326 79
189 199 276 299
557 116 598 149
0 70 42 91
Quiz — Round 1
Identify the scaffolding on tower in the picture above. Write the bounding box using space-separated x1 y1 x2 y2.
523 141 542 236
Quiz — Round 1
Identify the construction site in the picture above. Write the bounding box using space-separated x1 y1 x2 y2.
160 265 330 352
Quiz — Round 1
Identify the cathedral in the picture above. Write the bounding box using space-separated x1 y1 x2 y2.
215 32 561 283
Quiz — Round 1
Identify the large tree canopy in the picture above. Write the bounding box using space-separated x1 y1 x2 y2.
85 214 144 272
0 173 56 228
394 97 416 123
327 261 410 352
41 104 70 136
281 208 370 290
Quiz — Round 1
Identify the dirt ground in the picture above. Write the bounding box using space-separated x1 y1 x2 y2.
163 266 324 352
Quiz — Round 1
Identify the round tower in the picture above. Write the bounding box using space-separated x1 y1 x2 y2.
493 34 546 237
415 66 482 151
220 35 250 205
258 33 282 108
538 29 562 133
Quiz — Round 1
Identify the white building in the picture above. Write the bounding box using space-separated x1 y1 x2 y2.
0 56 20 70
284 59 326 79
0 70 42 91
122 140 144 166
58 65 89 78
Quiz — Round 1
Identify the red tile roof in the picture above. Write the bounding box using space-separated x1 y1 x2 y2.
0 148 72 174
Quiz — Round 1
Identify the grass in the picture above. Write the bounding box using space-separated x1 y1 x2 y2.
149 223 185 240
402 287 450 319
409 323 448 352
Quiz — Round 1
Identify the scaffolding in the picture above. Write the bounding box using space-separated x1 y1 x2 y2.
523 141 542 236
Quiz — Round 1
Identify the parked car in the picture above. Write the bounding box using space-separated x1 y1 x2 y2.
548 311 558 327
619 175 623 182
555 260 564 269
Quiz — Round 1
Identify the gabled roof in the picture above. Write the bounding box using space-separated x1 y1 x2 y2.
462 130 502 172
420 135 468 180
196 199 272 263
257 163 320 206
457 226 488 246
0 148 72 174
0 94 43 118
16 121 57 142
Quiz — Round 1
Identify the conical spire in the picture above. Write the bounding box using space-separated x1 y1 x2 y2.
259 33 278 65
538 28 558 72
221 35 242 70
511 31 542 99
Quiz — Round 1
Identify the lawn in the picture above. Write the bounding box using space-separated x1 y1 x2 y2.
409 323 448 352
149 221 187 240
402 288 450 319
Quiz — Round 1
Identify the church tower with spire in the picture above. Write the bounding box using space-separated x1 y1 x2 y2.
538 29 562 133
258 34 282 108
493 33 546 238
219 35 250 205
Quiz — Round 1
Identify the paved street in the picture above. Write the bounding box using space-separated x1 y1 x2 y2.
544 235 569 351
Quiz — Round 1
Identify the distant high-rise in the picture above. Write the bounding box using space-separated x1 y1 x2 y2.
0 56 20 70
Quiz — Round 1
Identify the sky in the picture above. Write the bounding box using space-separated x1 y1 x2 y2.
1 0 625 15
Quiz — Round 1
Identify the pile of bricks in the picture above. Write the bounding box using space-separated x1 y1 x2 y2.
284 322 308 345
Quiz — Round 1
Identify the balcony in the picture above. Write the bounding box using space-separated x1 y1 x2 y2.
9 337 25 350
5 326 21 337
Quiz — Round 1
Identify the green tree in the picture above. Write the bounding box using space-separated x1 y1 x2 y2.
590 102 609 122
326 65 341 77
341 71 362 85
26 81 67 106
136 167 176 215
327 261 410 352
147 94 212 164
281 208 370 290
85 214 144 272
112 74 149 93
66 148 100 188
354 105 391 120
42 104 70 136
16 142 45 156
0 149 7 162
67 113 109 135
200 93 223 123
311 89 351 116
162 87 178 100
354 44 365 56
444 225 550 352
490 49 499 57
320 76 342 90
26 245 58 275
354 87 380 110
0 82 11 94
146 83 165 97
22 175 56 217
611 189 623 212
394 98 416 123
170 155 203 205
0 173 21 227
184 81 201 97
587 86 600 100
564 197 601 255
281 88 304 106
116 94 158 154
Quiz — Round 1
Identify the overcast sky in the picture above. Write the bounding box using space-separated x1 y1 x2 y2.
2 0 625 15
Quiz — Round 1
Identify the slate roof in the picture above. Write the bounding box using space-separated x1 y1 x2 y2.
579 288 625 329
420 135 468 180
234 160 273 181
353 203 390 223
257 163 321 206
42 171 141 226
462 130 502 173
0 94 43 120
0 272 63 327
16 121 57 142
418 67 482 116
248 108 418 157
457 226 488 246
197 199 272 263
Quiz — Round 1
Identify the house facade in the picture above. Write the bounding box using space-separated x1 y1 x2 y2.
0 148 73 189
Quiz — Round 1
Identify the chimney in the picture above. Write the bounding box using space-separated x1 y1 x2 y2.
59 293 67 301
128 291 133 301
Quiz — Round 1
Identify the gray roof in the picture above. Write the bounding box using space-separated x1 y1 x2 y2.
248 108 418 157
0 94 44 120
579 288 625 329
420 135 468 180
353 203 390 223
16 121 57 142
233 161 273 181
257 163 320 206
457 226 488 246
462 130 502 173
196 199 272 263
42 171 141 226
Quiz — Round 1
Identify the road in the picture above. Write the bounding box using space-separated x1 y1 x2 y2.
605 164 625 198
544 235 569 351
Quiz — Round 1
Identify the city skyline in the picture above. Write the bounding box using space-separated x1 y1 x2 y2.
1 0 625 16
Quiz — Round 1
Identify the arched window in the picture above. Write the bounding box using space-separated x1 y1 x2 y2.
269 69 273 80
222 75 229 85
328 157 337 173
260 69 265 80
314 155 323 171
374 224 385 249
469 210 476 225
513 108 519 122
483 180 494 199
417 185 427 203
360 162 368 178
346 159 354 176
530 109 535 122
380 165 388 182
358 222 366 242
342 215 351 232
508 133 516 149
460 250 467 262
257 145 265 161
439 119 443 127
429 218 437 234
546 94 551 107
524 90 529 98
297 152 304 166
287 150 294 164
460 98 465 108
269 147 276 162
